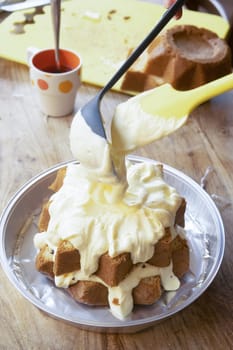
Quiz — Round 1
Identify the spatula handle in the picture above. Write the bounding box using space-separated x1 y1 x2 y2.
51 0 61 70
99 0 186 99
189 73 233 107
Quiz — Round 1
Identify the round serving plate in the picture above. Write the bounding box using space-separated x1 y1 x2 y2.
0 155 225 333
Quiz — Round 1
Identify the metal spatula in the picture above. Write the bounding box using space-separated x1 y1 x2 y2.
79 0 186 139
51 0 61 72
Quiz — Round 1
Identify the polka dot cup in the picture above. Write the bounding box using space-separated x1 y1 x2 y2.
28 48 82 117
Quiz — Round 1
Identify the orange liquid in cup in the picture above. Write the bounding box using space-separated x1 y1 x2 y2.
42 65 72 73
33 49 81 73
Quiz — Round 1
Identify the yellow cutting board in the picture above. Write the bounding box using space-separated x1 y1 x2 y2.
0 0 230 92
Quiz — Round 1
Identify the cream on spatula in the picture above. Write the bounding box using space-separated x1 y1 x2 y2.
111 73 233 177
71 73 233 181
112 73 233 152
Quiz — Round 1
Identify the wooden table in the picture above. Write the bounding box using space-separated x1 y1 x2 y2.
1 5 233 350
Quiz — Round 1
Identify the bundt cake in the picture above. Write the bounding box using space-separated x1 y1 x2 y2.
35 163 189 320
121 24 232 92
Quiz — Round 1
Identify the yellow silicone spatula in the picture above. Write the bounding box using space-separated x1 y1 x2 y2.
112 73 233 152
140 72 233 119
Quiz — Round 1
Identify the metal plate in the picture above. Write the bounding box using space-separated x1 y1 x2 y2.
0 156 225 333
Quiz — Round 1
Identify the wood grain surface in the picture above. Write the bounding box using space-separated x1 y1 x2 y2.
1 3 233 350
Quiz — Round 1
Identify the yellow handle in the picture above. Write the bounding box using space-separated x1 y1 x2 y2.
140 73 233 119
188 72 233 108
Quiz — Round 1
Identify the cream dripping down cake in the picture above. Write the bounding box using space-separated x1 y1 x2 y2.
34 71 190 320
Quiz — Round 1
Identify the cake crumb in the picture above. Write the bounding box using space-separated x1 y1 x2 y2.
112 298 120 305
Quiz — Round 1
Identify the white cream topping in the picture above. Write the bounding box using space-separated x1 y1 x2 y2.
35 90 188 319
34 161 181 275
